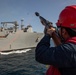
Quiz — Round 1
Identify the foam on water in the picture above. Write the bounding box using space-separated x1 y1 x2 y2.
0 49 31 55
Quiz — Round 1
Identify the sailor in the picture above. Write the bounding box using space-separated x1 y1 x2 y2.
35 5 76 75
36 37 39 42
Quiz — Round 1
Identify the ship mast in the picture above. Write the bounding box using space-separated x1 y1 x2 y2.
21 19 24 30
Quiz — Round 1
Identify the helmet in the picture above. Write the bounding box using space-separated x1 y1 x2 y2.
56 5 76 28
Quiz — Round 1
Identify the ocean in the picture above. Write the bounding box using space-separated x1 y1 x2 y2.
0 48 47 75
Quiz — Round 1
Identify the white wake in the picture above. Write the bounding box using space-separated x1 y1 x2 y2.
0 49 31 55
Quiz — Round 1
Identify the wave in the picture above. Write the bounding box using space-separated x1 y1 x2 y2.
0 49 31 55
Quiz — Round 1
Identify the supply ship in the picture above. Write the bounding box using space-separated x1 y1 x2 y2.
0 20 44 52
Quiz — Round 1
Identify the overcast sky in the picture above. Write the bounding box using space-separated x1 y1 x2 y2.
0 0 76 32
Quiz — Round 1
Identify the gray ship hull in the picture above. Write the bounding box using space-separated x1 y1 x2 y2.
0 30 44 52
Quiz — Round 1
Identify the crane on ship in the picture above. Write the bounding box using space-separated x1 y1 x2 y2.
1 21 19 32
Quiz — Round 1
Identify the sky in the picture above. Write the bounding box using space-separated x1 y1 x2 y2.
0 0 76 32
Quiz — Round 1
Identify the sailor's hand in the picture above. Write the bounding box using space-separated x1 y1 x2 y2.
47 27 56 37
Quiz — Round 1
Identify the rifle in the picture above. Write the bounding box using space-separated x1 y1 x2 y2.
35 12 61 46
35 12 53 28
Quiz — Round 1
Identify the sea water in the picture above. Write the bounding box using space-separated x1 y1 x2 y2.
0 48 47 75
